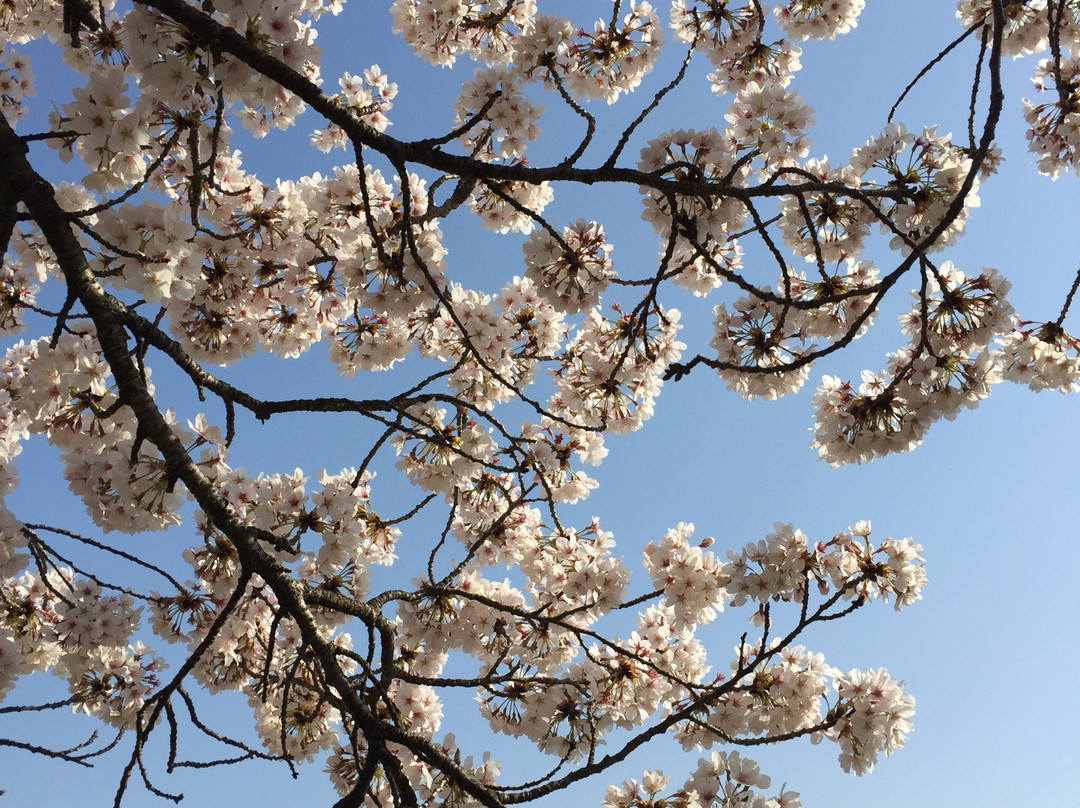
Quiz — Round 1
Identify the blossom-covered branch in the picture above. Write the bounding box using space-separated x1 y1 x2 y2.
1 1 1077 806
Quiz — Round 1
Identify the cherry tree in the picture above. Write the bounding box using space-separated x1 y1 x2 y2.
0 0 1076 806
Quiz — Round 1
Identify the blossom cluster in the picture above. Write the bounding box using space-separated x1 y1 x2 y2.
0 255 38 337
638 127 750 296
0 333 191 534
561 2 664 103
955 1 1080 177
671 1 803 95
812 263 1014 465
147 458 403 755
851 123 982 254
311 66 398 150
604 752 801 808
775 0 866 41
710 260 879 400
390 0 538 67
670 633 915 777
0 558 165 727
453 67 543 160
723 520 927 612
0 45 33 124
407 277 567 408
997 319 1080 391
1023 55 1080 178
777 157 873 264
549 303 685 433
522 219 616 312
828 667 915 775
957 0 1051 58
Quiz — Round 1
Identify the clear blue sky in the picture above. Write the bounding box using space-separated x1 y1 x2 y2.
3 2 1079 806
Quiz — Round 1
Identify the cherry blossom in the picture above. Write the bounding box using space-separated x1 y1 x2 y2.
390 0 537 67
1023 55 1080 178
997 318 1080 391
774 0 866 41
957 0 1050 57
562 2 663 103
0 0 1077 805
523 219 616 312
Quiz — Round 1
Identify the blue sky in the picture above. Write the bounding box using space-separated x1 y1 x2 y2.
3 1 1079 806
